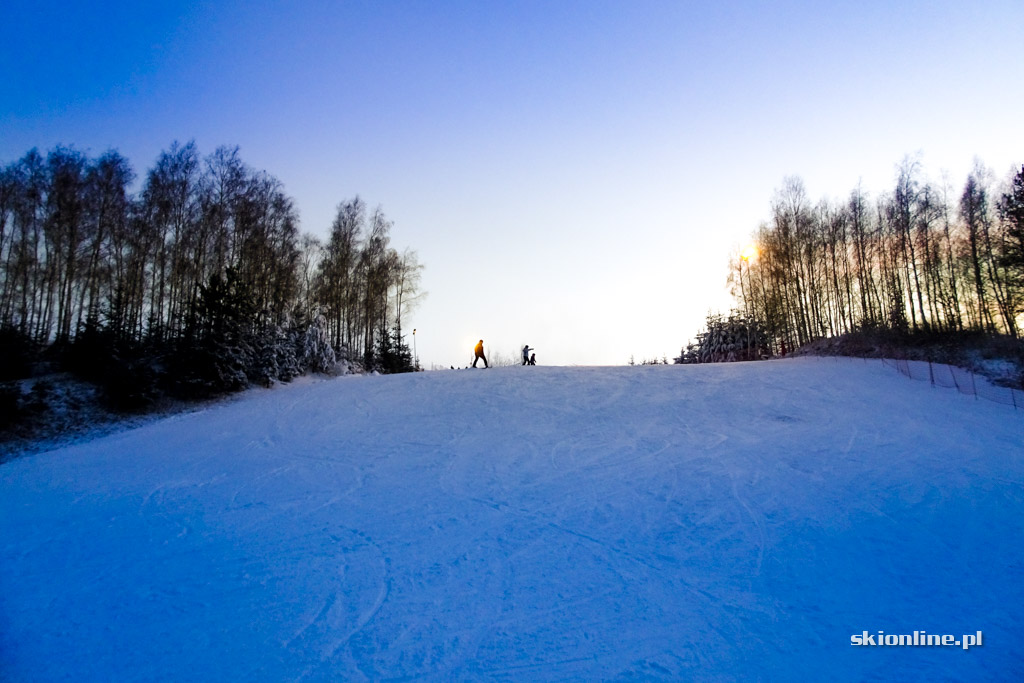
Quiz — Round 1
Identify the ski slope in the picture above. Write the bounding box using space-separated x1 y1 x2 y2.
2 358 1022 681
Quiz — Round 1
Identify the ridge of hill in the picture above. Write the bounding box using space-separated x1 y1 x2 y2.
794 329 1024 389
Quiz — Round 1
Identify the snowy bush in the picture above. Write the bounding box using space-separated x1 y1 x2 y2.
249 322 303 387
278 326 303 382
301 315 336 374
677 311 769 364
250 333 280 388
334 343 356 375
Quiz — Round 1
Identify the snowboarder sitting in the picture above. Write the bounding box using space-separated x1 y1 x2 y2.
529 353 536 366
473 340 489 368
522 344 534 365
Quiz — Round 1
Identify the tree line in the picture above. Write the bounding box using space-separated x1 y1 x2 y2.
0 142 423 406
728 159 1024 355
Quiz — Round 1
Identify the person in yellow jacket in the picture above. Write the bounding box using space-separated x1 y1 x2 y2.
472 339 489 368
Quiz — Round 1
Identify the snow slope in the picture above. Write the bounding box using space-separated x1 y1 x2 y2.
2 358 1022 681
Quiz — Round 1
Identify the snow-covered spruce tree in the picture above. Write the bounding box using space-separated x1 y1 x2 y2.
249 329 278 388
277 324 303 382
249 321 301 387
676 311 769 364
301 314 336 374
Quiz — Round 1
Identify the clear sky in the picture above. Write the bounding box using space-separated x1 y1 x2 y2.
4 1 1022 367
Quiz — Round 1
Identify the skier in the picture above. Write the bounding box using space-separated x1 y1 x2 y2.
473 340 489 368
521 344 534 365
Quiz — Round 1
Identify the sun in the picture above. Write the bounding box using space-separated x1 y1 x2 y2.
740 243 759 262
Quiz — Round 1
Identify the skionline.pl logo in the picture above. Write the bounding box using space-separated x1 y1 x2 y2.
851 631 983 650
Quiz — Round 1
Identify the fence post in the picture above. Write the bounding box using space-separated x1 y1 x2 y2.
928 361 935 387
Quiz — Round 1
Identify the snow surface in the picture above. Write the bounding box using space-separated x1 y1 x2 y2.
2 358 1022 681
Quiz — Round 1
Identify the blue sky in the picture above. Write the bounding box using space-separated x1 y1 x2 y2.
4 1 1022 366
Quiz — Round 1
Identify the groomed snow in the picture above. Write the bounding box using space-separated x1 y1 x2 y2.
2 358 1022 680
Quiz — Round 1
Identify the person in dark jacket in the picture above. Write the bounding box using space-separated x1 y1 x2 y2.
521 344 533 365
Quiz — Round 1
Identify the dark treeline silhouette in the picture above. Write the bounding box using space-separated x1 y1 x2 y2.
728 159 1024 355
0 142 422 412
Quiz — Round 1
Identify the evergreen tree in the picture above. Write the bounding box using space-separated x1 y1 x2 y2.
374 326 414 374
174 268 255 397
301 313 336 374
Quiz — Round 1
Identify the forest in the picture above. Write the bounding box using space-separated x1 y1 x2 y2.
0 142 423 414
681 159 1024 365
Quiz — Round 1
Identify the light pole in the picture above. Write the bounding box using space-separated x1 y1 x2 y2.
413 328 418 370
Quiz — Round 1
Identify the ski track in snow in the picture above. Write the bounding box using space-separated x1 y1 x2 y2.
2 358 1024 681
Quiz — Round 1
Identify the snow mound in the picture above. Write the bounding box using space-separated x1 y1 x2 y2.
2 358 1022 680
